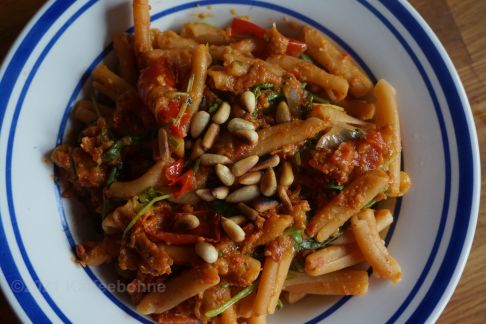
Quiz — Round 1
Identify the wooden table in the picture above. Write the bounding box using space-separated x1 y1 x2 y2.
0 0 484 322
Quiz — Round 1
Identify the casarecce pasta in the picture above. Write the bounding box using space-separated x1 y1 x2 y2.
51 1 412 322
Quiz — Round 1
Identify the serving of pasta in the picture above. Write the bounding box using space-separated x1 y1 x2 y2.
51 0 412 322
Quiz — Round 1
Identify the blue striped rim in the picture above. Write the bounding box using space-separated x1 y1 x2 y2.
355 1 453 323
378 1 476 322
0 0 475 323
0 1 77 322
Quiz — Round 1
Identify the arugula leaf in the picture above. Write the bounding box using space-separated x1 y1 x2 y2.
107 166 119 187
267 92 284 103
193 159 201 174
326 183 344 191
102 136 141 162
300 223 349 251
205 285 255 318
363 198 377 209
299 53 314 63
308 92 329 104
276 299 284 310
138 187 161 204
285 227 303 250
207 98 222 114
123 194 171 238
251 82 273 94
294 151 302 167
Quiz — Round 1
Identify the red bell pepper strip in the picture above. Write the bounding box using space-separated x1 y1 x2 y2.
165 159 184 184
171 169 195 198
228 18 266 39
228 18 308 57
286 39 308 56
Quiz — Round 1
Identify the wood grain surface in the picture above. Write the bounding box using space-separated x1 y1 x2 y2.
0 0 484 323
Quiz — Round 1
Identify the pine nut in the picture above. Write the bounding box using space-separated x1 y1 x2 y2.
277 185 293 211
221 217 246 242
191 138 205 159
190 111 210 138
250 155 280 171
260 168 277 197
237 203 259 220
227 118 255 133
195 242 218 263
212 186 229 200
239 171 262 185
226 185 260 203
241 90 256 113
212 102 231 124
232 155 259 177
174 214 200 230
195 189 215 202
215 164 235 186
202 123 220 150
228 215 247 226
234 129 259 144
276 101 291 123
200 153 232 166
279 161 294 187
252 197 279 212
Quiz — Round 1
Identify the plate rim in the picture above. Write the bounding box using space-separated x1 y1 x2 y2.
0 0 480 323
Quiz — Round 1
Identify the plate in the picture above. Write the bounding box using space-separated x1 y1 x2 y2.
0 0 480 323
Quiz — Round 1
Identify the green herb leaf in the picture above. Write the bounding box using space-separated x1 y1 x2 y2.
251 83 273 94
308 92 329 104
102 136 141 162
173 74 195 126
363 199 377 209
285 228 303 250
208 98 222 114
123 194 171 238
219 282 230 289
193 159 201 174
205 285 255 318
299 53 314 63
326 183 344 191
107 166 119 187
138 187 161 204
294 223 349 252
267 92 284 103
295 151 302 167
276 299 284 310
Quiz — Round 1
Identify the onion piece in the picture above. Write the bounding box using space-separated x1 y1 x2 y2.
316 126 364 149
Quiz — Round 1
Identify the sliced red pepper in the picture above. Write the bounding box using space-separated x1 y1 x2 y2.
165 159 184 184
229 18 308 57
228 18 266 39
156 99 179 123
286 39 308 56
171 169 195 198
143 212 220 244
170 107 191 138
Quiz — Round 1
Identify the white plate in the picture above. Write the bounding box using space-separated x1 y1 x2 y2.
0 0 480 323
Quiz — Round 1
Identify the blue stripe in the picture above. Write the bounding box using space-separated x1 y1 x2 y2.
0 1 76 322
353 1 453 323
378 1 477 322
0 0 476 322
3 1 99 322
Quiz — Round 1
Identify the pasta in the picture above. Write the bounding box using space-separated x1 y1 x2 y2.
50 3 411 323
